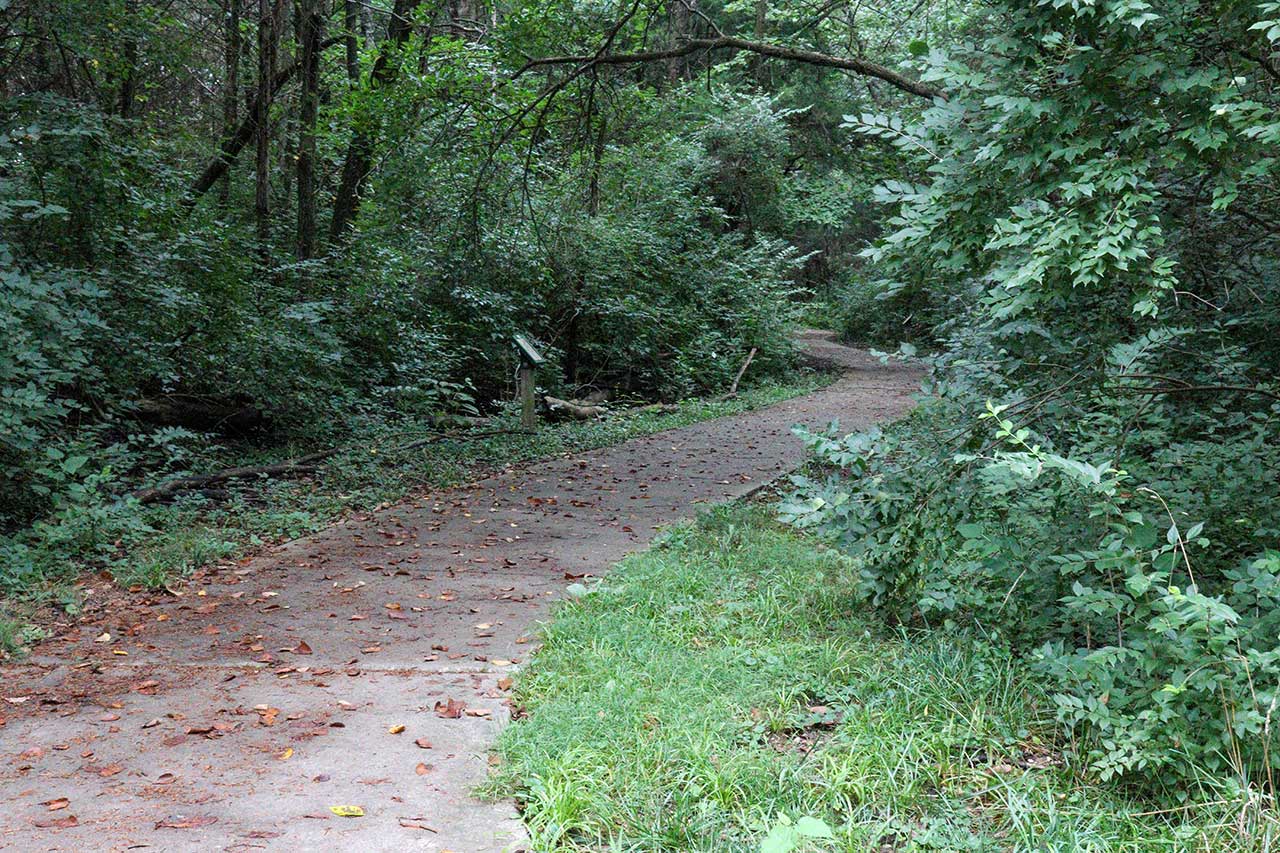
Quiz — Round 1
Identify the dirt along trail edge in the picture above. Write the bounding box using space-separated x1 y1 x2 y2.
0 331 920 852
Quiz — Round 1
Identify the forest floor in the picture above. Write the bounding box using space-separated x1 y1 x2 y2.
0 331 920 853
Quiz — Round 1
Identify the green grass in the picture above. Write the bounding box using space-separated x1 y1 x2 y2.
488 506 1276 852
0 372 832 652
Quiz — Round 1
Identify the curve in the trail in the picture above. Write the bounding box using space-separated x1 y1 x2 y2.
0 332 920 853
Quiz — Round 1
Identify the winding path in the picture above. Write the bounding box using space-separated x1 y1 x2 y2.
1 332 919 852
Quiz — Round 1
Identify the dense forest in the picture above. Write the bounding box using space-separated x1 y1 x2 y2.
2 0 1280 841
2 0 927 567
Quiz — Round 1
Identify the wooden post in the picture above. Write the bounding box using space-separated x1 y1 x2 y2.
518 363 536 428
513 334 545 428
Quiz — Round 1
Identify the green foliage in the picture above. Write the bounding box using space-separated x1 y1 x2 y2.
783 0 1280 798
492 507 1265 850
0 12 821 598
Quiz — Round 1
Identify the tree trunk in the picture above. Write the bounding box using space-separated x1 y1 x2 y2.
666 0 694 83
328 0 422 241
118 0 140 118
255 0 279 261
343 0 360 82
184 56 304 209
295 0 322 258
220 0 241 208
752 0 767 83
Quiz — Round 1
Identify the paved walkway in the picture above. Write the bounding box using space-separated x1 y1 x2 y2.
0 332 919 852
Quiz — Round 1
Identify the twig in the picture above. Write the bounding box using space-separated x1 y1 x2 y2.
719 347 758 400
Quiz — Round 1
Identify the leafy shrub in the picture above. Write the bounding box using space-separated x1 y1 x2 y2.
784 397 1280 789
783 0 1280 797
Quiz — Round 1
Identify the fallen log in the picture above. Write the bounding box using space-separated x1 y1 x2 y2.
134 397 266 434
543 395 608 419
129 448 338 504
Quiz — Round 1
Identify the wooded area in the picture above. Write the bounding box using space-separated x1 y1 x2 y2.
2 0 1279 829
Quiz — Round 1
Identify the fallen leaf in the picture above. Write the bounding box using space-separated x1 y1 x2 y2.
434 698 465 719
496 677 513 691
98 764 124 777
414 762 431 775
464 707 492 718
414 738 432 749
40 798 69 811
388 724 405 734
329 805 364 818
293 640 312 655
33 815 78 829
94 632 111 644
490 659 512 667
398 817 438 832
278 747 293 760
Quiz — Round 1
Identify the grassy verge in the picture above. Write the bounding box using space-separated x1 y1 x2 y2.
488 506 1267 852
0 373 831 655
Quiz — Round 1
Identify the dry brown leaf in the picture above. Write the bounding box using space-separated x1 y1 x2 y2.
33 815 78 829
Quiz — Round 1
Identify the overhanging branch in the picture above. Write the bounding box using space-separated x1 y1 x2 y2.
519 35 942 101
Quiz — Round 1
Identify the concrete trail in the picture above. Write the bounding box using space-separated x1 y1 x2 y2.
0 331 919 852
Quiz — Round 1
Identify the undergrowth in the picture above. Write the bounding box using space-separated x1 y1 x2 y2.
489 506 1271 851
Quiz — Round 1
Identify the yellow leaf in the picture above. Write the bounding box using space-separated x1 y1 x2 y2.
329 805 364 818
388 724 405 734
278 748 293 760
